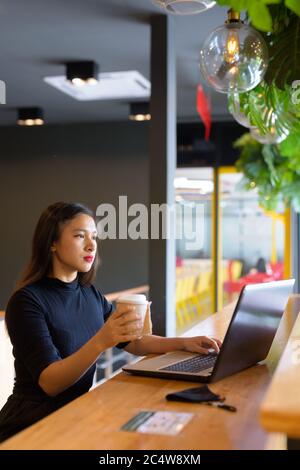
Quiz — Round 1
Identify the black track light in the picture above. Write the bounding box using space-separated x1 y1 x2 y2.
66 61 99 86
17 107 44 126
129 102 151 121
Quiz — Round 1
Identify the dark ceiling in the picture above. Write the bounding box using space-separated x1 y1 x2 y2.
0 0 231 126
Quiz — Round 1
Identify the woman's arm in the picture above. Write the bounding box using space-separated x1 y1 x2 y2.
124 335 221 356
38 333 108 397
39 307 141 396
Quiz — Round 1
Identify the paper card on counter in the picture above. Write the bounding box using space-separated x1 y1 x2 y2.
121 410 193 436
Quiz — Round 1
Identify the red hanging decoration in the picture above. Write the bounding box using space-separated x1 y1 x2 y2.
196 85 211 141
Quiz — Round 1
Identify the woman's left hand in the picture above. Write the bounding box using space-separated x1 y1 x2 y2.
181 336 222 355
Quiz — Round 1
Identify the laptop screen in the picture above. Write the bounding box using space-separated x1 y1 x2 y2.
211 279 295 382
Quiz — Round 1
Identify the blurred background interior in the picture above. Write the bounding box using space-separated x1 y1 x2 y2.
0 0 298 402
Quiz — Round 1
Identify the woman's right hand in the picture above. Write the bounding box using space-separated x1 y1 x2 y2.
96 305 142 350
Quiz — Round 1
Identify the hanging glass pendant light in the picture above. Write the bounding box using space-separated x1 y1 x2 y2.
152 0 216 15
199 9 268 93
248 82 291 143
228 92 255 128
250 126 289 144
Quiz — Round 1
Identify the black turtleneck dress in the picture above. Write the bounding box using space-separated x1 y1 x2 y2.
0 277 126 442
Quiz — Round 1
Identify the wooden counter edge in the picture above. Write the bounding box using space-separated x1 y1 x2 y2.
260 305 300 438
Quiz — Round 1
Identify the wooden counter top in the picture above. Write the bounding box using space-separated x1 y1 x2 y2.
1 296 299 450
260 296 300 438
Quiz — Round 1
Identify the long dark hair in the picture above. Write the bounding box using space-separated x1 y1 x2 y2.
17 202 99 289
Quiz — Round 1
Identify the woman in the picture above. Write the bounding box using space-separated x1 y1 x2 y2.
0 202 221 442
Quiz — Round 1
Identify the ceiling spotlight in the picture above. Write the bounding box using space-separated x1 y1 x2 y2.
129 102 151 121
200 9 268 93
66 61 99 86
17 107 44 126
152 0 216 15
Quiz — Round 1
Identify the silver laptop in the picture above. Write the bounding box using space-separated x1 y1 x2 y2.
123 279 295 383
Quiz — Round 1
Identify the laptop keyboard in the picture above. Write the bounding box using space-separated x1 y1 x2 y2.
159 353 218 373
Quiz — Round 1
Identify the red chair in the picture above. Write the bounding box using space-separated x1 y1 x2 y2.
224 272 276 302
269 262 284 280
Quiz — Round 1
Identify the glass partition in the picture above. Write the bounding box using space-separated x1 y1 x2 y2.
174 166 290 332
174 168 214 334
219 169 286 307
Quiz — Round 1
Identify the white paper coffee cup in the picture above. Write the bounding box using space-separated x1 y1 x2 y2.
116 294 148 338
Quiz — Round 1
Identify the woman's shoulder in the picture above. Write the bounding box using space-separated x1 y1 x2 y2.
84 283 104 299
83 283 111 306
6 280 46 314
5 282 50 337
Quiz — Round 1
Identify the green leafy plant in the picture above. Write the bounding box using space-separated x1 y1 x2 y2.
235 133 300 212
216 1 300 211
230 81 300 135
265 12 300 88
215 0 300 32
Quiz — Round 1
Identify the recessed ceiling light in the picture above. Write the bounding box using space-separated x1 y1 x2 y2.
44 71 151 101
174 177 214 192
17 107 44 126
129 102 151 121
66 61 99 86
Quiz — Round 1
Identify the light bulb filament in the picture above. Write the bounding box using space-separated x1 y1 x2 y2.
224 30 239 64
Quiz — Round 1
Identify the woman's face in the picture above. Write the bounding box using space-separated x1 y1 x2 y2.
51 213 98 276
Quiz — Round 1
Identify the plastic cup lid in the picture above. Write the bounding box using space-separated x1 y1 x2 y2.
116 294 147 304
